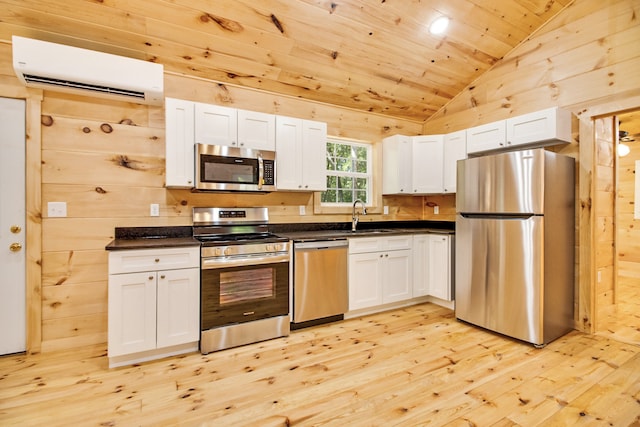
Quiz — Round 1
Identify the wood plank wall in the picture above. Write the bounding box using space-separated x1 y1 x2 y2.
423 0 640 334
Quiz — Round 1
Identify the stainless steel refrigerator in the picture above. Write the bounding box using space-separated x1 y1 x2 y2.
455 148 575 346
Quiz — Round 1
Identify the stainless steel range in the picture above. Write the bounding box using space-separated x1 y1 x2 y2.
193 207 290 354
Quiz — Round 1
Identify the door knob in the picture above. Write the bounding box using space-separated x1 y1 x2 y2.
9 242 22 252
10 225 22 234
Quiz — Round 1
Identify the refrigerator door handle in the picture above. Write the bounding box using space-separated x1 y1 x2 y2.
460 213 536 220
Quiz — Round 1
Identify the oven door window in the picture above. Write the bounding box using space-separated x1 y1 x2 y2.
201 262 289 329
220 267 274 304
201 155 258 185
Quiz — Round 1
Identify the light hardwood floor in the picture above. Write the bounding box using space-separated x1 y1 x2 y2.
1 303 639 426
597 277 640 346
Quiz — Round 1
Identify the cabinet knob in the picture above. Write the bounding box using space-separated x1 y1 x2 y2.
507 141 512 145
298 185 302 188
148 276 154 280
385 254 389 257
10 225 21 234
160 275 166 279
499 142 504 146
379 254 383 258
9 242 22 252
155 258 160 263
304 185 308 188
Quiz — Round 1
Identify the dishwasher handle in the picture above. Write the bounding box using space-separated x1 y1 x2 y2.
294 239 348 250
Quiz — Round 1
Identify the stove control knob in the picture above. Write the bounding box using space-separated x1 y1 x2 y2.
266 244 274 252
224 247 232 256
214 248 222 257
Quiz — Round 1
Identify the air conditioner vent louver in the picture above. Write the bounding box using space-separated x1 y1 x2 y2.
23 74 146 100
12 36 163 105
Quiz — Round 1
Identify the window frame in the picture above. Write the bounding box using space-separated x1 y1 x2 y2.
313 136 382 215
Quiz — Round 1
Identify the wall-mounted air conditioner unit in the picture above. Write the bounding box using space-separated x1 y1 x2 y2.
12 36 163 106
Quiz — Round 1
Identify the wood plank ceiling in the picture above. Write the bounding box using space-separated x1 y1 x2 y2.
1 0 573 122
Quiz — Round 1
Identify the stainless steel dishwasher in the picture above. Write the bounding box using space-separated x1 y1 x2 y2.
292 239 349 329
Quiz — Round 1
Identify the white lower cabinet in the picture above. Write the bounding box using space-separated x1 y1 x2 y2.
426 234 453 301
108 247 200 367
348 236 412 311
412 234 453 301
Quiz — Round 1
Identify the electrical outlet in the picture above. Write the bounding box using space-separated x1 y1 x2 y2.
299 205 306 215
48 202 67 217
383 205 389 215
150 204 160 217
597 270 602 283
434 205 439 215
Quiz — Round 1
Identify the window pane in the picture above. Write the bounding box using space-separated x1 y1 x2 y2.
336 158 351 171
321 190 336 203
338 176 353 189
355 177 367 189
338 190 353 203
326 175 337 188
354 146 367 160
356 191 367 203
355 160 367 173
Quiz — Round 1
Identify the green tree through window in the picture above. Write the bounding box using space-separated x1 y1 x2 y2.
321 138 372 205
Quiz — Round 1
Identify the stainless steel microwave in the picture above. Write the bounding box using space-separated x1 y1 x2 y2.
195 144 276 192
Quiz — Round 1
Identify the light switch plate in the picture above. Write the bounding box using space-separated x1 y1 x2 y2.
434 205 439 215
48 202 67 217
150 204 160 217
299 205 306 215
383 205 389 215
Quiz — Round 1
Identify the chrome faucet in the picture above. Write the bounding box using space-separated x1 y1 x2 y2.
352 199 367 231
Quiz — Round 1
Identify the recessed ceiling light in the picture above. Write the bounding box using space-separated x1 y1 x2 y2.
429 16 449 35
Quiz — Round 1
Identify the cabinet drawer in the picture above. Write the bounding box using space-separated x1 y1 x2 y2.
349 236 382 254
349 235 412 254
109 247 199 274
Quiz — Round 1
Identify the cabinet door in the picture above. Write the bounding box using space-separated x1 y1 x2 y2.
428 235 451 300
194 103 238 146
506 107 571 147
349 252 383 310
382 249 412 303
412 135 444 194
165 98 195 188
156 268 200 348
466 120 506 154
275 116 302 190
382 135 412 194
301 120 327 191
108 272 157 357
237 109 275 151
443 130 467 193
412 235 429 297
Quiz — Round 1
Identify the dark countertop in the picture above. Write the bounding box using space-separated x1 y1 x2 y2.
105 221 455 249
105 226 200 251
270 221 455 242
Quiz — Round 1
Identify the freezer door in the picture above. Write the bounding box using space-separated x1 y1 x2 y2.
457 149 545 214
455 214 544 344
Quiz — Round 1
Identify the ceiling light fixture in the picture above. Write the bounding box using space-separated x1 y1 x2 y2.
429 16 450 35
618 143 631 157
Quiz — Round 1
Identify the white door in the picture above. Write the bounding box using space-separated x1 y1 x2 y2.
0 97 26 355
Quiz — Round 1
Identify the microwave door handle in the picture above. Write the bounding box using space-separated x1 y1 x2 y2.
257 153 264 190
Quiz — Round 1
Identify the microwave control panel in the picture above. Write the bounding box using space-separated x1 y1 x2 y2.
263 160 275 185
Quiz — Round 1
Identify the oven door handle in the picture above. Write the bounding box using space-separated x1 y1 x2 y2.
202 253 289 269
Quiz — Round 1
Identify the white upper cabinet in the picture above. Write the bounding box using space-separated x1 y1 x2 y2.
467 107 572 155
506 107 572 147
466 120 507 154
165 97 195 188
237 109 276 151
194 102 238 146
412 135 444 194
275 116 327 191
443 130 467 193
382 134 413 194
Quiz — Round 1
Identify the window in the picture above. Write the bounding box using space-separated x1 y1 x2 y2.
321 138 372 205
